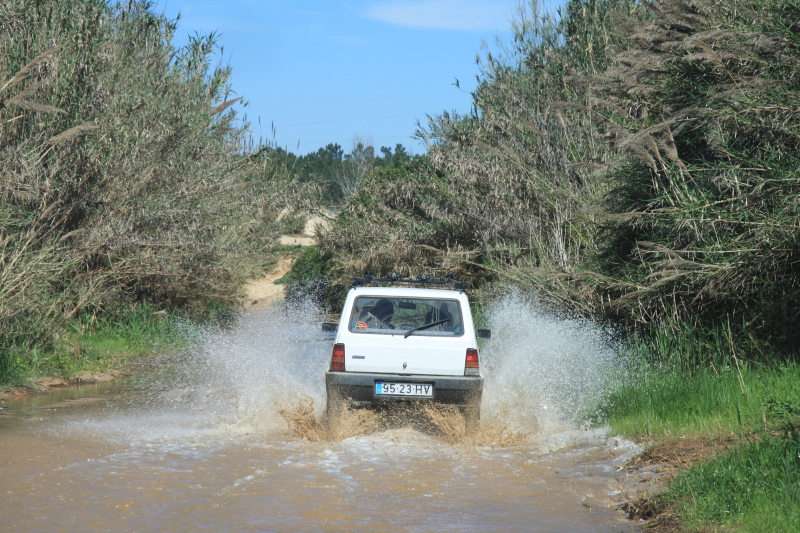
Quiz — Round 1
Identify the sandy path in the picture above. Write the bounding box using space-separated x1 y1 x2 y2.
243 256 294 308
243 215 329 309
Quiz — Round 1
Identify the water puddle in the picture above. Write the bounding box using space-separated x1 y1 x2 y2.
0 297 641 532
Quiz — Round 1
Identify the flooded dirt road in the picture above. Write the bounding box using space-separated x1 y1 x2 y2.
0 299 642 532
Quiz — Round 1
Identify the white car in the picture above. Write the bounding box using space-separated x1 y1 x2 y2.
322 274 490 430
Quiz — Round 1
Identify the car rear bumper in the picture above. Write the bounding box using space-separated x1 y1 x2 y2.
326 371 482 407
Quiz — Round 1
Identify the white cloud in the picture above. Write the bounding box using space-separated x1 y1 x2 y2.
365 0 513 31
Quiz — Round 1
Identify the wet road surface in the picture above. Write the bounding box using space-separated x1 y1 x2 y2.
0 302 641 532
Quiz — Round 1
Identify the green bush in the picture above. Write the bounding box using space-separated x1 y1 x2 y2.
317 0 800 365
320 0 636 285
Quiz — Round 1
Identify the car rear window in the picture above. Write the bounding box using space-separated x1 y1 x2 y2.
348 296 464 336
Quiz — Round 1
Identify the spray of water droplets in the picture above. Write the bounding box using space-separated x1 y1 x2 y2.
65 294 625 448
480 293 624 444
198 301 331 432
62 302 331 444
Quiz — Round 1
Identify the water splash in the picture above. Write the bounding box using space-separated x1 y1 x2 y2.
63 303 331 444
199 303 331 433
65 294 624 450
480 292 623 445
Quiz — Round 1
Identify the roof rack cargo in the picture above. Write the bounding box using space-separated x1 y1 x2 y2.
351 271 468 292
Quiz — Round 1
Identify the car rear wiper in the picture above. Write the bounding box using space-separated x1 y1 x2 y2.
404 319 451 338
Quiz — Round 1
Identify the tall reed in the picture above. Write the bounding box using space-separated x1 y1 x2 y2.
0 0 316 380
318 0 800 362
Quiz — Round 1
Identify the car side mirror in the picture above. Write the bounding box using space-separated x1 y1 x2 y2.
321 322 338 332
476 329 491 339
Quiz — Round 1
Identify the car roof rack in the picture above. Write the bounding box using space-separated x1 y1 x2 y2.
351 271 468 292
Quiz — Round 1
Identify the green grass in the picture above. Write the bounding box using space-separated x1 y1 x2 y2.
595 318 800 438
76 303 197 357
595 341 800 532
597 363 800 439
665 424 800 532
1 302 198 387
3 345 110 386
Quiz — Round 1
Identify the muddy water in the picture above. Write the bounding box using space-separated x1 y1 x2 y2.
0 300 641 532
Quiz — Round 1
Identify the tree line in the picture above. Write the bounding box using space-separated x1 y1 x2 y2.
254 142 415 205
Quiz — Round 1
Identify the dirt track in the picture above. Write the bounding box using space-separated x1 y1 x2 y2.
243 215 328 309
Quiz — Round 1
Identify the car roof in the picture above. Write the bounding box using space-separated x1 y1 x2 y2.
348 286 469 300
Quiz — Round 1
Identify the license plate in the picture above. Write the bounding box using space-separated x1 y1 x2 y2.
375 382 433 397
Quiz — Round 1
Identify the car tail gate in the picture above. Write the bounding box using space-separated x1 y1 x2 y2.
343 335 471 376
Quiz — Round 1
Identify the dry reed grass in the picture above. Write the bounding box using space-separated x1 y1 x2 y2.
318 0 800 359
0 0 318 378
320 0 633 289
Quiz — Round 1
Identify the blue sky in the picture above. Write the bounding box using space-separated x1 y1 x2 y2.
158 1 533 155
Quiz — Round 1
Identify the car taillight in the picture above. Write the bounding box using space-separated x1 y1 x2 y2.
330 343 345 371
465 348 480 376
